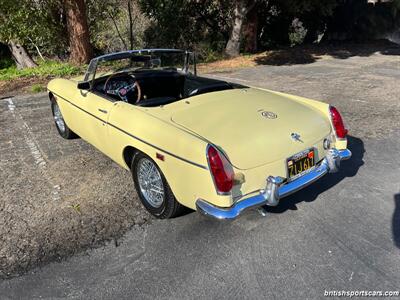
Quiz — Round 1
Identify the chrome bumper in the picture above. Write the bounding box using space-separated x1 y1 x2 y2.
196 149 352 220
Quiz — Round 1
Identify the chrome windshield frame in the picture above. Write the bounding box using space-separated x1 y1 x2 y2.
83 49 195 88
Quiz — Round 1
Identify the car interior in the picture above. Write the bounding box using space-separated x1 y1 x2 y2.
92 69 245 107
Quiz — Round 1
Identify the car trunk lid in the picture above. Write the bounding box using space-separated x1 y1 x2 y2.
171 88 331 170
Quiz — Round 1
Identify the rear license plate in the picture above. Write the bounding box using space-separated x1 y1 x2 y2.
287 149 315 181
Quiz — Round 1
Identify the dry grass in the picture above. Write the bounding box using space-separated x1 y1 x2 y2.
0 77 50 98
197 48 324 74
198 54 259 74
198 41 400 74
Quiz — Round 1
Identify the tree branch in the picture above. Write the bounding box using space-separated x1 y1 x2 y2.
107 10 128 50
28 37 45 61
127 0 134 50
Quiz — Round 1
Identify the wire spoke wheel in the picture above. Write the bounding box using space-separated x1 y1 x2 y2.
132 152 184 219
53 102 66 133
137 158 165 208
50 96 77 140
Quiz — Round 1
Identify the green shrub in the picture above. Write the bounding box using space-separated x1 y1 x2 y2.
0 57 13 69
30 84 46 93
289 18 308 47
195 42 225 63
0 60 84 81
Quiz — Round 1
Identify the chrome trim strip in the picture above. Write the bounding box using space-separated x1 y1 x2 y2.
52 92 107 123
107 123 208 170
196 148 352 220
84 49 193 83
94 49 186 62
51 91 208 170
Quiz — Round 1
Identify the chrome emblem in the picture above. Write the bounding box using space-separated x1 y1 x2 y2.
291 132 303 143
260 110 277 119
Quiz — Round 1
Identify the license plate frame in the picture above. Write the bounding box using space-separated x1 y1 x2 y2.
286 148 316 182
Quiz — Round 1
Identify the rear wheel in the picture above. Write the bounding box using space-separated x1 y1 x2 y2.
131 152 184 219
51 98 77 139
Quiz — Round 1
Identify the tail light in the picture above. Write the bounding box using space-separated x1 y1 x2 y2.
329 106 348 139
207 145 234 194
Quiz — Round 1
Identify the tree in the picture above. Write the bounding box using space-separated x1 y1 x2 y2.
280 0 338 44
0 0 68 68
127 0 134 50
8 41 37 69
243 3 261 53
0 0 38 68
322 0 400 42
225 0 256 57
88 0 150 52
139 0 196 48
64 0 93 64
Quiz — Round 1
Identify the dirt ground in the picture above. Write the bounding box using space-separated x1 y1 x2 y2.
0 93 150 278
0 77 49 99
0 44 399 279
197 40 400 73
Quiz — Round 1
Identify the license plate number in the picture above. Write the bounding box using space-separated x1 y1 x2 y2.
287 149 315 181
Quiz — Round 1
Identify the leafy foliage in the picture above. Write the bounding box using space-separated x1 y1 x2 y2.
0 60 84 81
88 0 150 53
30 83 46 93
0 0 67 57
0 0 399 72
139 0 231 53
0 57 13 69
289 18 308 46
324 0 400 41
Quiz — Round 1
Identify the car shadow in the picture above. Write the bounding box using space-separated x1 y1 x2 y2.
264 135 365 214
393 194 400 249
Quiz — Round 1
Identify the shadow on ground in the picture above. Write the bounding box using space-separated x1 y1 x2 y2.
254 41 400 66
393 194 400 249
265 135 365 214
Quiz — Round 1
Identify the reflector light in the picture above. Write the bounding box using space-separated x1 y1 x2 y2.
330 106 348 139
207 145 234 194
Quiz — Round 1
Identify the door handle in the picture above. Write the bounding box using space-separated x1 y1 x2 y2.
98 109 108 114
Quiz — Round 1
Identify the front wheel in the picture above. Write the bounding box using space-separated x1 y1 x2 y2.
131 152 184 219
50 97 77 139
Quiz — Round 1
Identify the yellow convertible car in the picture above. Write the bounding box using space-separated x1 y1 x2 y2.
47 49 351 220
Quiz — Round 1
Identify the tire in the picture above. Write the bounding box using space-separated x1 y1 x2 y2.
50 97 78 139
131 152 185 219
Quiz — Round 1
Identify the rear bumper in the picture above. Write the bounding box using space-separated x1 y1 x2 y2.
196 148 352 220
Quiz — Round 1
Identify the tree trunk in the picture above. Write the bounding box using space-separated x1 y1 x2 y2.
243 4 258 53
8 41 37 69
64 0 93 64
225 0 247 57
303 20 319 44
128 0 134 50
225 0 257 57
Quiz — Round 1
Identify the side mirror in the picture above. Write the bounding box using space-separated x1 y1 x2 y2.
77 81 91 90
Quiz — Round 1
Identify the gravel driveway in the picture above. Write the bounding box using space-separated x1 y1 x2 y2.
0 51 399 299
0 94 150 278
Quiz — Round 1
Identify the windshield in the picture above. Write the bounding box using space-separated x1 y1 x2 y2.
84 49 194 82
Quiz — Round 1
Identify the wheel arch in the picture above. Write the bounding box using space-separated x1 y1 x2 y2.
122 145 139 169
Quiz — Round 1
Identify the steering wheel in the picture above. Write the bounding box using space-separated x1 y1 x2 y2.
104 73 142 103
